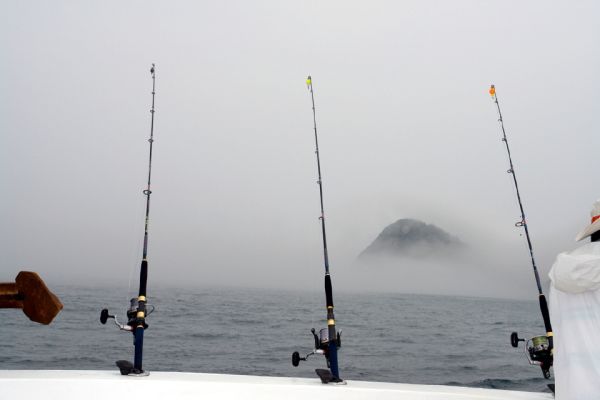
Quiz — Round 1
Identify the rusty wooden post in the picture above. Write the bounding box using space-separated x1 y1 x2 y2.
0 271 63 324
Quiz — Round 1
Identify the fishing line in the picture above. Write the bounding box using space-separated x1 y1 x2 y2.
130 63 157 373
489 84 553 379
290 76 343 384
100 64 157 376
127 192 146 298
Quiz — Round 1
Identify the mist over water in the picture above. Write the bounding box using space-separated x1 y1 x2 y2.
1 285 552 393
3 1 597 303
341 218 543 299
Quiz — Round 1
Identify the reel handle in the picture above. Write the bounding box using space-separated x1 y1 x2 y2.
291 350 314 367
292 351 301 367
100 309 114 324
510 331 525 348
100 308 132 331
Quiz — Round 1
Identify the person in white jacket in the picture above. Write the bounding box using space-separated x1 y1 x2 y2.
549 199 600 399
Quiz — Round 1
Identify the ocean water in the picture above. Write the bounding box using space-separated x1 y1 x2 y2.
0 285 553 393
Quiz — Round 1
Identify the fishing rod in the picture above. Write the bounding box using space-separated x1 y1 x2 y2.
100 64 157 376
291 76 343 384
489 85 553 379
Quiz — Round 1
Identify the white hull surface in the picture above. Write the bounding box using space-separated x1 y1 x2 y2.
0 370 553 400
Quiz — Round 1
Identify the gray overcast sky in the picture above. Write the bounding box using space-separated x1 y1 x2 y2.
1 1 599 298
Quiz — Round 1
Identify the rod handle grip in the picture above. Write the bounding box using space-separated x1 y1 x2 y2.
539 294 554 350
325 274 333 308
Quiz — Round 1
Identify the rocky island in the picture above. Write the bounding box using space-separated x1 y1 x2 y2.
360 218 464 259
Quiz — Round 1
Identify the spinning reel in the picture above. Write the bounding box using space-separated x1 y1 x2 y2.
100 298 155 375
511 331 552 379
292 327 342 383
100 298 154 334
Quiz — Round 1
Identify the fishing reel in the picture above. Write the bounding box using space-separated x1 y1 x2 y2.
100 298 154 335
292 327 342 381
510 332 552 379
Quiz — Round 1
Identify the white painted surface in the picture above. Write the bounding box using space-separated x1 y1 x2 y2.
0 370 553 400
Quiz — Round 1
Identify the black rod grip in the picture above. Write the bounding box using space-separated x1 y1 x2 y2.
325 274 333 308
539 294 554 353
139 260 148 297
539 294 552 333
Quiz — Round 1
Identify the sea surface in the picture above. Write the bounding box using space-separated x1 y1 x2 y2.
0 285 553 393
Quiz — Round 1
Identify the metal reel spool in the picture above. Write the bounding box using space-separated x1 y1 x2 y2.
319 328 329 345
530 335 549 352
525 335 552 379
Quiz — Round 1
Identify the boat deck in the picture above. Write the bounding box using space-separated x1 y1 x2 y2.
0 370 553 400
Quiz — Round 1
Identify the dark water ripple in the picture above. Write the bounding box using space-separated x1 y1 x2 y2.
0 285 552 393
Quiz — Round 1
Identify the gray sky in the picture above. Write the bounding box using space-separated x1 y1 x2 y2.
2 1 599 298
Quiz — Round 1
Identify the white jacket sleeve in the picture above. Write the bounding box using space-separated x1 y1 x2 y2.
548 243 600 399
